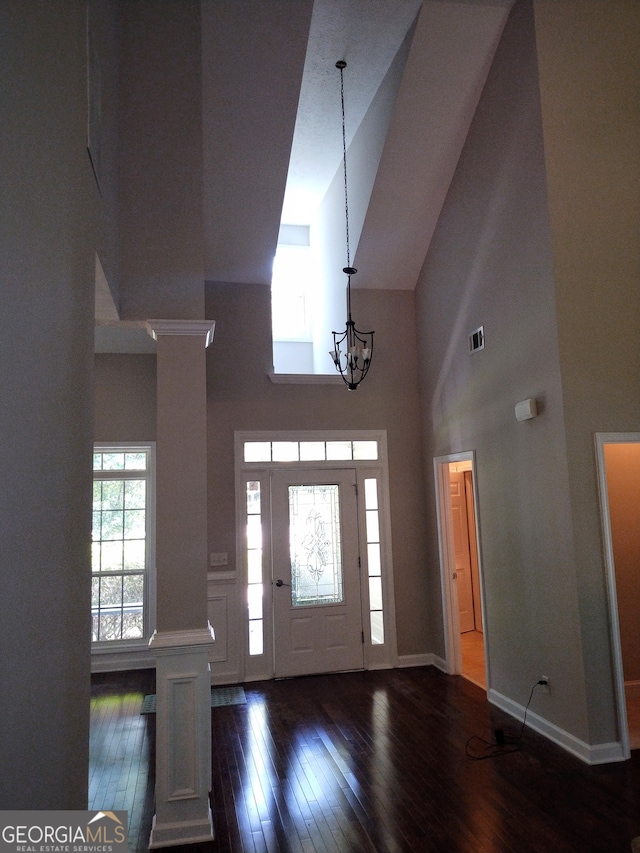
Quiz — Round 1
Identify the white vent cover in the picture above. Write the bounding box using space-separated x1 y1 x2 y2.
469 326 484 353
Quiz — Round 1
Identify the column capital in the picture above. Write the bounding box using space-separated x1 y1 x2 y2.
146 319 215 347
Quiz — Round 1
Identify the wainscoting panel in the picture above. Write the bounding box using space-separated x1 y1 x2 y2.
207 571 241 684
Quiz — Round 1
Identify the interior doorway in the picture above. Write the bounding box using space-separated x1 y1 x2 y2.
434 453 488 690
595 433 640 757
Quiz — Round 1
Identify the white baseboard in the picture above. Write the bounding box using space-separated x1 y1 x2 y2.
396 653 430 669
428 654 449 673
210 670 241 686
488 687 626 765
396 652 448 672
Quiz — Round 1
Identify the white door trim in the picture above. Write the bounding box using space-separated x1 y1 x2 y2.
594 432 639 760
434 452 489 683
235 430 396 681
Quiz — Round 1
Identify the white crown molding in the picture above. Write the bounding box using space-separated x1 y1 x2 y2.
146 319 216 348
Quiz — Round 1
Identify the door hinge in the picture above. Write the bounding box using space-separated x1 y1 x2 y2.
361 631 365 644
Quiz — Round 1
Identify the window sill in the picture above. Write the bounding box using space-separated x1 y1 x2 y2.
91 642 155 673
269 373 344 386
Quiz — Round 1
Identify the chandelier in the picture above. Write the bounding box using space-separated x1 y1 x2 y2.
330 60 374 391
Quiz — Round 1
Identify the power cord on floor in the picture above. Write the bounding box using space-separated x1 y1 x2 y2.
465 680 546 761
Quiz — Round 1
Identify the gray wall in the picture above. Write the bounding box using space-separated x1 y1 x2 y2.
1 3 98 808
94 354 157 442
205 282 430 658
416 0 586 739
416 0 640 747
534 0 640 745
118 0 205 320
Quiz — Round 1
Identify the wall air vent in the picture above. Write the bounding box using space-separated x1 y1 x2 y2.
469 326 484 354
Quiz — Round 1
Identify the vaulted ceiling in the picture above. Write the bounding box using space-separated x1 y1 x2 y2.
201 0 515 291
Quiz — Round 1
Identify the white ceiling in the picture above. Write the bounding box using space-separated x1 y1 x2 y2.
354 0 515 290
280 0 422 225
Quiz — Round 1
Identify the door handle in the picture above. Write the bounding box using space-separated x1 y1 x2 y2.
275 579 290 587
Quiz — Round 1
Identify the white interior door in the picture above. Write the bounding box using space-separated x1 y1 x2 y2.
450 470 475 633
271 468 364 678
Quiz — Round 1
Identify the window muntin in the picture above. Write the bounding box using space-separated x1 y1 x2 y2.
92 445 153 644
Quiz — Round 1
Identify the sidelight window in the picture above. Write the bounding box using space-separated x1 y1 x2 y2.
364 478 384 644
246 480 264 655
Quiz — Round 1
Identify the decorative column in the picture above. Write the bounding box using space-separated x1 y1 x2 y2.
146 319 215 848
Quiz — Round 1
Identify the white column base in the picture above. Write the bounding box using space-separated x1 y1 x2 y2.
149 625 216 849
149 809 214 849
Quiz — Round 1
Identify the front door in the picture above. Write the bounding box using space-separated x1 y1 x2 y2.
271 468 364 678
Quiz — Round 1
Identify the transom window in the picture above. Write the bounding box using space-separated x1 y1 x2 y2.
92 444 155 645
244 439 378 463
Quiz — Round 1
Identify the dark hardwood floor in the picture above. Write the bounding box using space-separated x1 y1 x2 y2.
90 667 640 853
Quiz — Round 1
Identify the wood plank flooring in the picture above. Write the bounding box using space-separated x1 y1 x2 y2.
460 630 486 690
90 670 156 853
90 667 640 853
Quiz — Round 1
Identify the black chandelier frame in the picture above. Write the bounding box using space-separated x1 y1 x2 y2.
330 60 374 391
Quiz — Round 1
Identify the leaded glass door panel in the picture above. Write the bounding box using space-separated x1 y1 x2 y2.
271 469 364 678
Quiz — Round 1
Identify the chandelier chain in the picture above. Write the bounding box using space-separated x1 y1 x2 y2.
339 63 351 271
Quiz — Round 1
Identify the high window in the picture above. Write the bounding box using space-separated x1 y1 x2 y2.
92 444 155 645
271 224 316 375
271 242 312 342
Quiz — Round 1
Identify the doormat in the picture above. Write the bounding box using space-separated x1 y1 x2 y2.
141 686 246 715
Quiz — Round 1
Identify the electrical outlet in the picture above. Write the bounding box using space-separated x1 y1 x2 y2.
539 676 550 695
